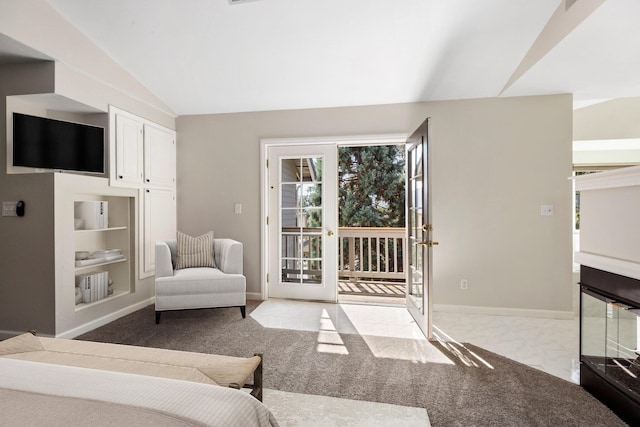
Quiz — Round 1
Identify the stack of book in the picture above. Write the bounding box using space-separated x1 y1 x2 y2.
93 248 124 261
76 271 110 304
75 248 124 267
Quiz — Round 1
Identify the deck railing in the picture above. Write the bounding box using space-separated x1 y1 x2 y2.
338 227 406 281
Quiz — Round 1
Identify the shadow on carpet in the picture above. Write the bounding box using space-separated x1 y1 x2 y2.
78 301 626 427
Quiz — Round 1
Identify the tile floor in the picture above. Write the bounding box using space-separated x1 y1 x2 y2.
432 311 580 383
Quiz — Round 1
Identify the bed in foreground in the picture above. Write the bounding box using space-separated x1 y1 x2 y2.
0 333 278 426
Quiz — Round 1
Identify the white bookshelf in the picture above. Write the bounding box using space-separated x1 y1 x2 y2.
53 173 139 335
73 194 134 311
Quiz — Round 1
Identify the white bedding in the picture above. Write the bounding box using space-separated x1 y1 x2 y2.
0 358 279 426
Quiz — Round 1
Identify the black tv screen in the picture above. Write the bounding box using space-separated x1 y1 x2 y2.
13 113 105 174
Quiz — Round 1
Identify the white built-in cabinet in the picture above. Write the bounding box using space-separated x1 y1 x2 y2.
143 188 177 275
110 106 176 189
144 124 176 188
114 113 143 185
109 106 177 279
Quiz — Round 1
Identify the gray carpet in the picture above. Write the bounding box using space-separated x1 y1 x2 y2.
78 301 626 427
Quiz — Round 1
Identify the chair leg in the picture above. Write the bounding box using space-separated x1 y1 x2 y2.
240 306 246 319
155 311 161 324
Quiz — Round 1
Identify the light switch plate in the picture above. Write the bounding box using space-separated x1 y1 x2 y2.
540 204 554 216
2 201 18 217
234 203 242 214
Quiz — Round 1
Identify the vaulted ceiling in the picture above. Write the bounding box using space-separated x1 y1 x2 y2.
17 0 640 115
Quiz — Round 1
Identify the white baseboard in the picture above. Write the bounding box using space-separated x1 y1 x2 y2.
56 297 156 339
433 304 575 320
247 292 264 301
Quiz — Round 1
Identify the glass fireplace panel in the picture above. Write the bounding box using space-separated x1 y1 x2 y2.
605 302 640 395
581 287 640 399
581 290 607 375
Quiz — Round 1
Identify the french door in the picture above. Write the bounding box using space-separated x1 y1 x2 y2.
267 144 338 301
406 118 435 339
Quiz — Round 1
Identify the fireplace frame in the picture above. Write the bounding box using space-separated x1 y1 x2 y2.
580 265 640 425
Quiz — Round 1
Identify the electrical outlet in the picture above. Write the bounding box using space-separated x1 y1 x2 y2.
460 279 468 290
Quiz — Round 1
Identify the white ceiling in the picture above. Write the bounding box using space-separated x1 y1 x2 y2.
38 0 640 116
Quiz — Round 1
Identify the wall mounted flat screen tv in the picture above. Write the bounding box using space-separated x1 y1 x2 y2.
13 112 105 174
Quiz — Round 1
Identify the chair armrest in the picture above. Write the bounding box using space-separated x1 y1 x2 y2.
155 241 174 278
215 239 243 274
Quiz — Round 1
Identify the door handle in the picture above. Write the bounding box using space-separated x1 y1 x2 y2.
417 240 439 247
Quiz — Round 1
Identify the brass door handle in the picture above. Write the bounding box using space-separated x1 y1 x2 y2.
327 230 334 236
417 240 439 247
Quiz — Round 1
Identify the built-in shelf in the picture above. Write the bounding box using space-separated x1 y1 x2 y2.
74 290 130 312
74 226 128 233
75 258 128 272
73 194 134 313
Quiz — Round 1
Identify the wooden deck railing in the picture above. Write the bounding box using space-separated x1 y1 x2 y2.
338 227 406 281
280 226 406 283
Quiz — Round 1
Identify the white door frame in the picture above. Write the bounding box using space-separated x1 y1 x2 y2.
259 134 407 300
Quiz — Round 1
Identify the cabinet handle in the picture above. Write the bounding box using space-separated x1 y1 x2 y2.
146 179 150 182
118 175 123 179
146 189 150 193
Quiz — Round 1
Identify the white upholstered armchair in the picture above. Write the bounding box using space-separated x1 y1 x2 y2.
154 239 247 324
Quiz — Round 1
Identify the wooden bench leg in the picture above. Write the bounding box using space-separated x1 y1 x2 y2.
252 352 263 402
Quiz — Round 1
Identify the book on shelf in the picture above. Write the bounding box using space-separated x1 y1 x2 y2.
76 271 109 303
74 201 108 230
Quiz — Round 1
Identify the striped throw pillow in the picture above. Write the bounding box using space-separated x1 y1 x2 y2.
175 231 216 269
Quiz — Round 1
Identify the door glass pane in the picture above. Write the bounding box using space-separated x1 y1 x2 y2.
300 157 322 182
280 156 324 286
302 184 321 207
281 184 300 208
408 142 424 312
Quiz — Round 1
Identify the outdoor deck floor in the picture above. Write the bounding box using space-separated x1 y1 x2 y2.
338 280 405 304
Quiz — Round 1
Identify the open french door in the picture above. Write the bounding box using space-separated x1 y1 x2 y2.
267 144 338 301
406 118 435 339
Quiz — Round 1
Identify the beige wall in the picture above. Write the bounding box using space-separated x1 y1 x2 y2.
580 186 640 263
574 97 640 141
0 64 57 335
177 94 574 313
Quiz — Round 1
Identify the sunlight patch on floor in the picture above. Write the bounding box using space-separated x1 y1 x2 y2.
317 309 349 355
252 299 454 364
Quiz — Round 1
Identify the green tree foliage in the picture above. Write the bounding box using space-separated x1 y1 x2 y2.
338 145 405 227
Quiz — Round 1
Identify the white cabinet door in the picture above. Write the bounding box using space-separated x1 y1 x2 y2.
114 113 143 185
141 188 176 278
144 124 176 188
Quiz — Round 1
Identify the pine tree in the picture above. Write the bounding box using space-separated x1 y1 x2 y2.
338 145 405 227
